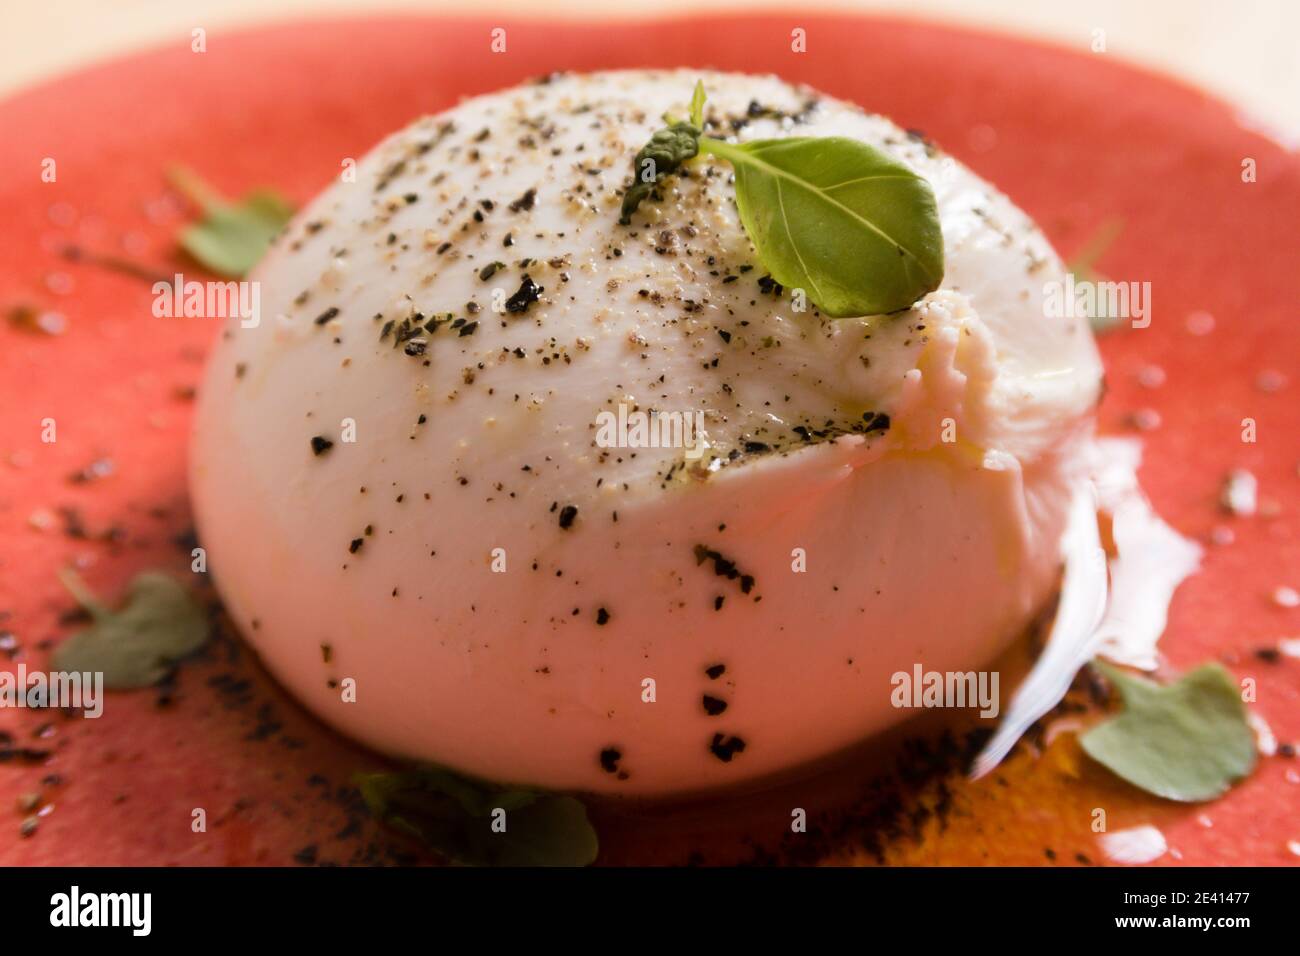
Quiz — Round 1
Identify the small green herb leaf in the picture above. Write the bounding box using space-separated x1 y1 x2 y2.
169 166 294 278
1080 661 1257 802
618 123 701 225
617 83 945 316
53 570 211 689
1064 217 1125 333
1066 217 1124 285
688 79 707 128
701 136 943 316
356 766 598 867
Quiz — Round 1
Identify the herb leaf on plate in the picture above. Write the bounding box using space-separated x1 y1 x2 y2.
1080 661 1256 802
356 765 599 867
53 570 211 689
169 166 294 278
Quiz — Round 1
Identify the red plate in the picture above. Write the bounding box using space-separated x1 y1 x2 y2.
1 14 1297 866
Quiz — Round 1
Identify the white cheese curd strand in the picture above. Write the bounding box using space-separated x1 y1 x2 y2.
1090 438 1202 670
972 438 1202 777
191 70 1105 795
971 481 1108 778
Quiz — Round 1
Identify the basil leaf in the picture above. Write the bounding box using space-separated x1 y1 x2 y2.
1087 304 1123 334
1080 661 1257 802
170 166 294 278
1064 217 1125 333
618 122 701 225
701 136 943 317
52 570 211 689
688 79 706 128
1066 217 1124 285
357 766 599 867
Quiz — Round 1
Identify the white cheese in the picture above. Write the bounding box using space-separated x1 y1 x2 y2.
191 70 1106 794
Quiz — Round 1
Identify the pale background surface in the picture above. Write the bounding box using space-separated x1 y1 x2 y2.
3 0 1297 139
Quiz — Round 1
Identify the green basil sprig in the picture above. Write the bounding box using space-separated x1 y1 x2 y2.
1081 661 1256 802
357 765 598 867
619 82 944 317
618 123 701 226
53 570 210 689
169 166 294 279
